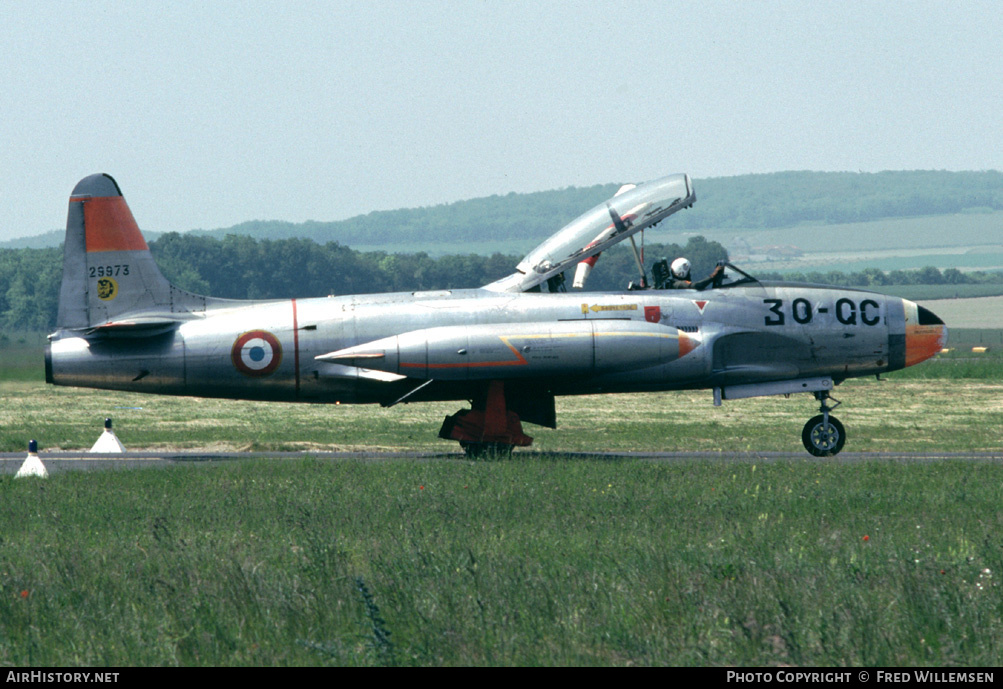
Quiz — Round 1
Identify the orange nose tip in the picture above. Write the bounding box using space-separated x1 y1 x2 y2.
905 323 948 367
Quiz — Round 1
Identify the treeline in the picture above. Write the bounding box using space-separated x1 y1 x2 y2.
2 233 999 333
154 233 730 297
205 184 621 246
0 234 726 331
0 246 62 333
187 170 1003 247
757 266 1003 287
151 233 516 298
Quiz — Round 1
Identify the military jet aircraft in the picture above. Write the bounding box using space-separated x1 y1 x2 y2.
46 173 948 456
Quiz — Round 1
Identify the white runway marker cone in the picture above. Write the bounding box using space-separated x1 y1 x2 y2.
16 440 48 478
89 418 126 453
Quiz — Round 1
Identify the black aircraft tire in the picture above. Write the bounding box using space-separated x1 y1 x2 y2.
802 415 846 457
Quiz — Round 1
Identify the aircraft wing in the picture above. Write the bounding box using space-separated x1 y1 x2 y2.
483 174 694 293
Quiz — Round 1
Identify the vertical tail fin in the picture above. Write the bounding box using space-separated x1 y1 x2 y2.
56 174 207 329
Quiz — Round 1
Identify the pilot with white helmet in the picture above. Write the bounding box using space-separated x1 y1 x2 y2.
664 257 723 290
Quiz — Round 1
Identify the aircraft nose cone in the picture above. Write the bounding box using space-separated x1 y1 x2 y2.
905 301 948 367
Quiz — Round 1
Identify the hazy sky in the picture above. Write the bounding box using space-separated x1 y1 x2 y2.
2 1 1000 241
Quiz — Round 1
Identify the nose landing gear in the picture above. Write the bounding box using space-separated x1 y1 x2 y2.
802 391 845 456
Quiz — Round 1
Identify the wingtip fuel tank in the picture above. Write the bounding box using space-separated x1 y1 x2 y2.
317 320 699 381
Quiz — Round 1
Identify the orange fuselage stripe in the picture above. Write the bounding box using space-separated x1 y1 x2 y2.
72 196 149 253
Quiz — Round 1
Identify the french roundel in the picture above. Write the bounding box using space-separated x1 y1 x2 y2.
231 330 283 377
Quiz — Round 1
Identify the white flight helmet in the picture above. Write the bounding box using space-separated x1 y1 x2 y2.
670 257 691 279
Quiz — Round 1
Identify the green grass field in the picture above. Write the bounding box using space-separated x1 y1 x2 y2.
914 298 1003 330
875 284 1003 301
2 373 1002 455
777 252 1003 275
2 458 1001 666
2 334 1002 666
677 211 1003 278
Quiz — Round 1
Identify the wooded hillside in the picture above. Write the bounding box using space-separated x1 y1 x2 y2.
190 170 1003 246
5 170 1000 250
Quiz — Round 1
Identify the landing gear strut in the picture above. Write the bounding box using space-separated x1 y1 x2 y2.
439 380 533 458
802 391 845 456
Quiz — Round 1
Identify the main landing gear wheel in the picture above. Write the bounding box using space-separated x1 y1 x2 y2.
439 381 533 458
802 414 845 456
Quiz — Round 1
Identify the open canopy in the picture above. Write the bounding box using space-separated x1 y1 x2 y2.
483 173 695 293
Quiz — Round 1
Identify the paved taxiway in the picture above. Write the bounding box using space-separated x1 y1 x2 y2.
1 450 1000 474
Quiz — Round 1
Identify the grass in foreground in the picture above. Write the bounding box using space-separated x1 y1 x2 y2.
3 373 1001 454
2 341 1000 666
1 458 1000 666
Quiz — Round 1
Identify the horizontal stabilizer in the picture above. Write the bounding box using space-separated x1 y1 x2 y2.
84 316 182 337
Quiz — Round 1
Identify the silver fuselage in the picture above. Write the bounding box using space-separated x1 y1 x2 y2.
46 281 927 406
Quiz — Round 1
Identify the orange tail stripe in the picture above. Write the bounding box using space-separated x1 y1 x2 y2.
76 196 149 253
